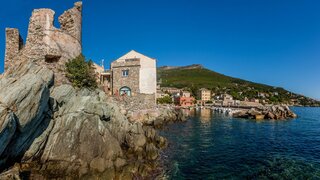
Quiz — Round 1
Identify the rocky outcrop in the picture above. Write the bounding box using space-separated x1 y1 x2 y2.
0 63 53 168
233 105 297 120
0 62 167 179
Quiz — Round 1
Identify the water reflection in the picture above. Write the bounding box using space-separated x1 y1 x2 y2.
160 107 320 179
199 108 212 123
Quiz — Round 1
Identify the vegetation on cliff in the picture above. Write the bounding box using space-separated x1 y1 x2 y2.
66 54 97 89
157 96 173 104
157 64 320 106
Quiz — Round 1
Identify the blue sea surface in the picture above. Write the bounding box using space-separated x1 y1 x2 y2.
159 107 320 179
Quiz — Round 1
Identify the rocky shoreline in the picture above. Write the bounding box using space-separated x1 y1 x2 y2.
0 62 189 179
0 64 298 179
233 105 297 120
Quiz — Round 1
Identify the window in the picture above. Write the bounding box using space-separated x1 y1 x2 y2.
122 70 129 77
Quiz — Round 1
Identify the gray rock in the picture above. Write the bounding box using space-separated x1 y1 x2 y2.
0 64 164 178
0 64 52 165
0 108 16 156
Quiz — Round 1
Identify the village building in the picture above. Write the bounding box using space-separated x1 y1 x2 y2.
222 93 234 106
93 63 112 95
198 88 211 101
94 50 157 104
250 98 260 103
174 90 195 107
156 89 169 99
161 87 181 95
111 50 156 98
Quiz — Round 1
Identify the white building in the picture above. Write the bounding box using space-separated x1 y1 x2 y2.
110 50 157 103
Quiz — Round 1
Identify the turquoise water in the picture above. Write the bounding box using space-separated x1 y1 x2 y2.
160 107 320 179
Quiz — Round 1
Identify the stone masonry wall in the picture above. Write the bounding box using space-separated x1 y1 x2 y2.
58 1 82 43
117 93 156 110
4 28 23 71
4 2 82 85
111 60 141 96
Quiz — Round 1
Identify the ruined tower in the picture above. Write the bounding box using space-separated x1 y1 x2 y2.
4 2 83 84
4 28 24 71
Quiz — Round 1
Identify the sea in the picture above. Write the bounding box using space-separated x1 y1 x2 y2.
159 107 320 179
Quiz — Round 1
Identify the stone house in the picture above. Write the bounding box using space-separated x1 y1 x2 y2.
110 50 156 96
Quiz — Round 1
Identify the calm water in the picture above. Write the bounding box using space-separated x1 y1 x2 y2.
160 107 320 179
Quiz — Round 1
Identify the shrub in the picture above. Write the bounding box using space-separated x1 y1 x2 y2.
66 54 97 89
157 96 173 104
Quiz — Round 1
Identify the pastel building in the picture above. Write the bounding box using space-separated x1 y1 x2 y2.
198 88 211 101
174 91 195 107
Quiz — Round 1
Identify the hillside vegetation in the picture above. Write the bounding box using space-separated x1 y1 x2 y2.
157 64 320 106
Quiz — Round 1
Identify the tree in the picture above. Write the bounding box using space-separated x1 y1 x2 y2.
157 96 173 104
65 54 97 89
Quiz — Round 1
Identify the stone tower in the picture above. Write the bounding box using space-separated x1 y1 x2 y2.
4 28 24 71
4 2 83 84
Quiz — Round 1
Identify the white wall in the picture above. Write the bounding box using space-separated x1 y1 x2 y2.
139 58 156 94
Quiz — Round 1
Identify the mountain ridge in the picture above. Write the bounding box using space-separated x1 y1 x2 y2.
157 64 320 106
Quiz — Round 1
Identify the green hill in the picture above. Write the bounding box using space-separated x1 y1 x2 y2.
157 64 320 106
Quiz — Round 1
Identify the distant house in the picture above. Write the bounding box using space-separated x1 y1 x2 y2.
181 91 191 98
174 90 195 107
222 94 233 101
221 94 234 106
156 90 169 99
161 87 181 95
198 88 211 102
250 98 260 103
258 92 266 98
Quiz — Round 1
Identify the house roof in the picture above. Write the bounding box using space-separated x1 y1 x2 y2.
115 50 156 62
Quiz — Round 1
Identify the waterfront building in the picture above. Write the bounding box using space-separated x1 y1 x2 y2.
111 50 156 98
198 88 211 101
174 90 195 107
96 50 157 104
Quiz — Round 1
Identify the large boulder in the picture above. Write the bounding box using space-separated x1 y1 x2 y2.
0 64 53 167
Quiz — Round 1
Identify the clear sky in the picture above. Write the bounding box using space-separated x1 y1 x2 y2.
0 0 319 99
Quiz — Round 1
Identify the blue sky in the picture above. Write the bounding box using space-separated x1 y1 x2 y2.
0 0 320 99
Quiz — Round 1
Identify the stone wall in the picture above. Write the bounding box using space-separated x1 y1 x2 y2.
4 28 23 71
117 93 156 110
4 2 82 85
58 1 82 43
111 60 140 96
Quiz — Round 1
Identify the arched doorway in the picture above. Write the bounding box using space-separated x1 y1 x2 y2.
119 86 131 96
